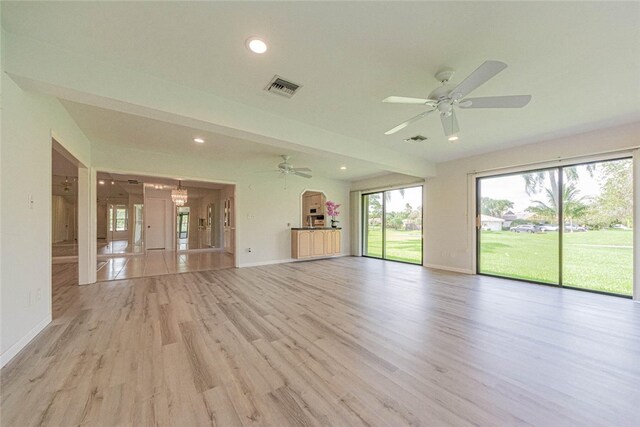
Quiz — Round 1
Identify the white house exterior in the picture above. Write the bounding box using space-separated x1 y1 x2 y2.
481 214 505 231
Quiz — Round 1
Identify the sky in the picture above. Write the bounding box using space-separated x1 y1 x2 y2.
384 185 423 213
367 158 628 216
479 162 618 213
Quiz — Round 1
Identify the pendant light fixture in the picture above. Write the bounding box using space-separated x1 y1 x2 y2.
171 180 188 206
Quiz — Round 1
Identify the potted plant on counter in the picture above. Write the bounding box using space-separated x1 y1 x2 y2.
325 200 341 228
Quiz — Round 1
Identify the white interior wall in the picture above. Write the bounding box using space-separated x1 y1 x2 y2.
91 144 352 267
424 121 640 274
0 73 92 367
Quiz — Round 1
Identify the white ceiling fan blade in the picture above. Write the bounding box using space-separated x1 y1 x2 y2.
383 96 434 105
384 109 436 135
294 171 312 179
449 60 508 101
440 111 459 137
459 95 531 109
293 167 311 172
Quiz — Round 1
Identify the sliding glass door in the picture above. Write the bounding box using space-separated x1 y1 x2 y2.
478 168 560 284
561 159 633 295
363 186 423 264
477 157 633 296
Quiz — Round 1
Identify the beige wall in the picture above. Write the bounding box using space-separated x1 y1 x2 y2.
1 73 92 367
91 144 352 267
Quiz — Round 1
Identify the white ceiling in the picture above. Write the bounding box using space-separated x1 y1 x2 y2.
3 1 640 165
62 100 388 180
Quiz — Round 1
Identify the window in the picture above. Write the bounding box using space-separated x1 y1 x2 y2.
108 205 128 232
477 157 633 296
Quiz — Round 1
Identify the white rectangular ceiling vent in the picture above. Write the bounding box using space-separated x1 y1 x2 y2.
265 75 301 98
404 135 428 143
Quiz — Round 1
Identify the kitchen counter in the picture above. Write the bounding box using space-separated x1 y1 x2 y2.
291 227 342 230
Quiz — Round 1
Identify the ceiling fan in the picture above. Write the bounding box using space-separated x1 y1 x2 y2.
277 155 312 179
383 60 532 140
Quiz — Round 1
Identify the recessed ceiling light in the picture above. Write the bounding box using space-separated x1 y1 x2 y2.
340 166 347 170
193 137 205 144
448 135 459 142
111 181 115 185
246 37 267 54
98 180 105 185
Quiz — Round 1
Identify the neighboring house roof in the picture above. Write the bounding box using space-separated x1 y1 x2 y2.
502 210 517 220
481 214 505 222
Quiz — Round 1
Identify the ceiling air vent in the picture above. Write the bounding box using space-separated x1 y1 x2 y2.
265 75 301 98
404 135 428 143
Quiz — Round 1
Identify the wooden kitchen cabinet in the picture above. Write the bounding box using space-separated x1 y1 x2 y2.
331 229 341 254
291 229 341 259
311 231 325 256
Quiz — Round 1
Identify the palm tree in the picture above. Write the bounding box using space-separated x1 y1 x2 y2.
522 165 595 228
526 183 588 227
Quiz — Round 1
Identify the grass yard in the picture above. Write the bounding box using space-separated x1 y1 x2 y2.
365 227 422 264
480 229 633 295
365 227 632 295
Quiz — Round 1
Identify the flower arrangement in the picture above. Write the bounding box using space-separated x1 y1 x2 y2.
325 200 341 228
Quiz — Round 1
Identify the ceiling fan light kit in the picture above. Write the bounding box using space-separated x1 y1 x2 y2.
383 60 532 141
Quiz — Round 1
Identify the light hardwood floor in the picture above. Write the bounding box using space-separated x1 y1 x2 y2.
2 257 639 426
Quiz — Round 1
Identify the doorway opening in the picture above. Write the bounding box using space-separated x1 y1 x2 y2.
362 185 423 264
51 139 87 318
95 171 235 281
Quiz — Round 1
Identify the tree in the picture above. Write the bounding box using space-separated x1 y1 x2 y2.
522 165 595 210
481 197 514 218
367 193 382 218
526 183 588 224
590 159 633 227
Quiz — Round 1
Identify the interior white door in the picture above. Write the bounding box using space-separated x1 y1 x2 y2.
145 198 166 249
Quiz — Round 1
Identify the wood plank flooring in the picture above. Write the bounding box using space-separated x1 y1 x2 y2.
2 257 640 426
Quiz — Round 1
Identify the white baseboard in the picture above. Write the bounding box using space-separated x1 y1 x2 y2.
423 263 474 275
0 314 52 368
239 254 349 268
238 259 294 268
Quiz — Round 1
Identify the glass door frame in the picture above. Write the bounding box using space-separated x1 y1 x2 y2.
475 157 633 299
362 191 385 260
361 185 424 265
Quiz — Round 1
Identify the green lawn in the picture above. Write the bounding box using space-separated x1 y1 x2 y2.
480 229 633 295
365 227 633 295
365 227 422 264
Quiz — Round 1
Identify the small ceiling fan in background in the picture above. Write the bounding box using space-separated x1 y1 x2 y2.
269 155 312 190
277 155 312 179
383 60 532 141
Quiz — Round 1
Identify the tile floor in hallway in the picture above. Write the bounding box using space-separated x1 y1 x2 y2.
96 249 235 281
